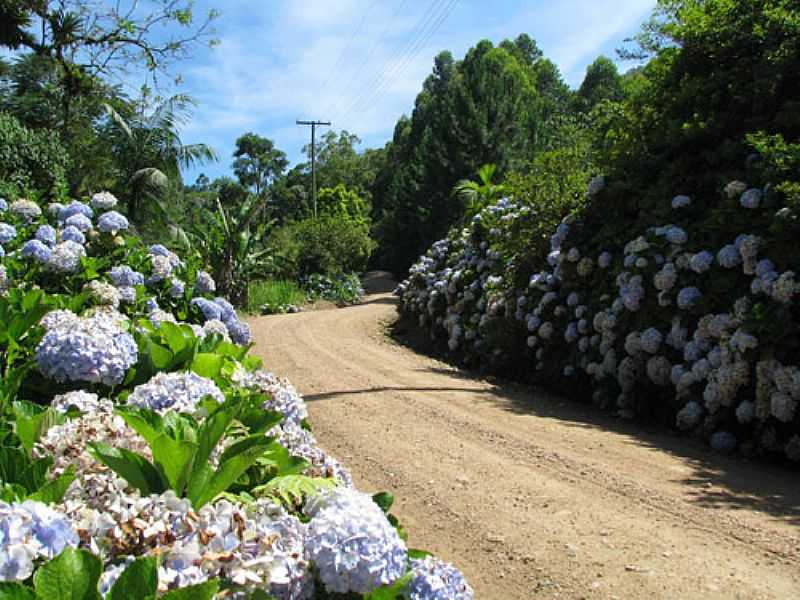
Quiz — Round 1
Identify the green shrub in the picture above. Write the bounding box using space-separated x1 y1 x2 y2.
270 215 375 279
0 111 69 198
246 279 306 314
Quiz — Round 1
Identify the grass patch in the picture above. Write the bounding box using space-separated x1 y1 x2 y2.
247 279 307 314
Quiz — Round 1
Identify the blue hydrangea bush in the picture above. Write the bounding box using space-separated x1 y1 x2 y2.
397 177 800 462
0 192 473 599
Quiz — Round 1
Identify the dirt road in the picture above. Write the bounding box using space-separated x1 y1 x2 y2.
248 272 800 599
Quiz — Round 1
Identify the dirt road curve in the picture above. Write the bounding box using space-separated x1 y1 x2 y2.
248 272 800 599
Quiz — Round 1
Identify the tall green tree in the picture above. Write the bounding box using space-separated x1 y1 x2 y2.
104 93 216 225
372 37 559 273
232 133 288 197
0 1 217 144
574 56 625 113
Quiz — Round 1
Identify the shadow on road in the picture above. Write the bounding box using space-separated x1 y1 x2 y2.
383 320 800 528
304 384 491 402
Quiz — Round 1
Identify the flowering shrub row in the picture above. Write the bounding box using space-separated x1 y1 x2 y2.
396 178 800 462
0 192 473 599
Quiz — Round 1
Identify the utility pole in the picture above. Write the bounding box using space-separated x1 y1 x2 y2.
296 119 331 218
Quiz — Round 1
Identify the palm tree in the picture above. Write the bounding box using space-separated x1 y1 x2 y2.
452 163 507 223
104 93 217 224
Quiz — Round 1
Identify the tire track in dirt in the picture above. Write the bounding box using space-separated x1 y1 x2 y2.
248 272 800 599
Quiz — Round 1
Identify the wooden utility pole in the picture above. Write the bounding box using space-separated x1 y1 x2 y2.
296 119 331 218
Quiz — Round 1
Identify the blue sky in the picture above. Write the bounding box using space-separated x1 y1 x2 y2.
170 0 656 184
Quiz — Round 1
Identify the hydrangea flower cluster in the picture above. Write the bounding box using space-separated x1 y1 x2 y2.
398 178 800 461
0 501 79 581
1 192 472 598
126 371 225 413
304 488 407 594
189 297 252 345
97 211 129 234
406 556 474 600
9 199 42 222
35 309 137 386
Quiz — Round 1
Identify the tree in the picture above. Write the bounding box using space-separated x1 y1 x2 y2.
0 52 122 194
371 39 554 273
317 184 370 224
105 92 216 224
0 111 70 197
0 1 218 145
575 56 625 112
232 133 288 197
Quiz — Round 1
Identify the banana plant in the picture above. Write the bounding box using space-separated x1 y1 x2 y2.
89 393 285 509
183 194 278 306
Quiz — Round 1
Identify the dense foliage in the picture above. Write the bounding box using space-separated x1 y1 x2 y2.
397 0 800 462
0 191 472 598
0 112 70 198
370 35 574 273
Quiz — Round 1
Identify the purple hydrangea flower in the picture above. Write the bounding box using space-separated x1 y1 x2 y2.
64 213 93 232
109 265 145 288
35 224 57 247
191 298 222 321
57 201 93 223
224 318 252 346
169 278 185 298
406 556 474 600
97 211 129 234
21 239 52 263
46 241 85 273
36 310 137 386
195 271 216 294
0 501 79 581
677 286 702 310
90 191 118 211
127 371 225 414
0 224 17 244
214 297 237 321
60 225 86 245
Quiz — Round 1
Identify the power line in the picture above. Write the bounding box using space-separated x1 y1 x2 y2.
328 0 447 120
349 0 461 120
331 0 446 122
327 0 408 119
318 0 381 93
337 0 460 126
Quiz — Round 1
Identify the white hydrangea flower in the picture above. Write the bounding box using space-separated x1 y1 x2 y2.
304 488 406 594
770 392 796 423
90 191 119 211
127 371 224 414
576 257 594 276
724 181 748 198
671 195 691 209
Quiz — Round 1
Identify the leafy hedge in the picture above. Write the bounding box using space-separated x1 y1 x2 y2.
0 191 472 598
397 164 800 462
